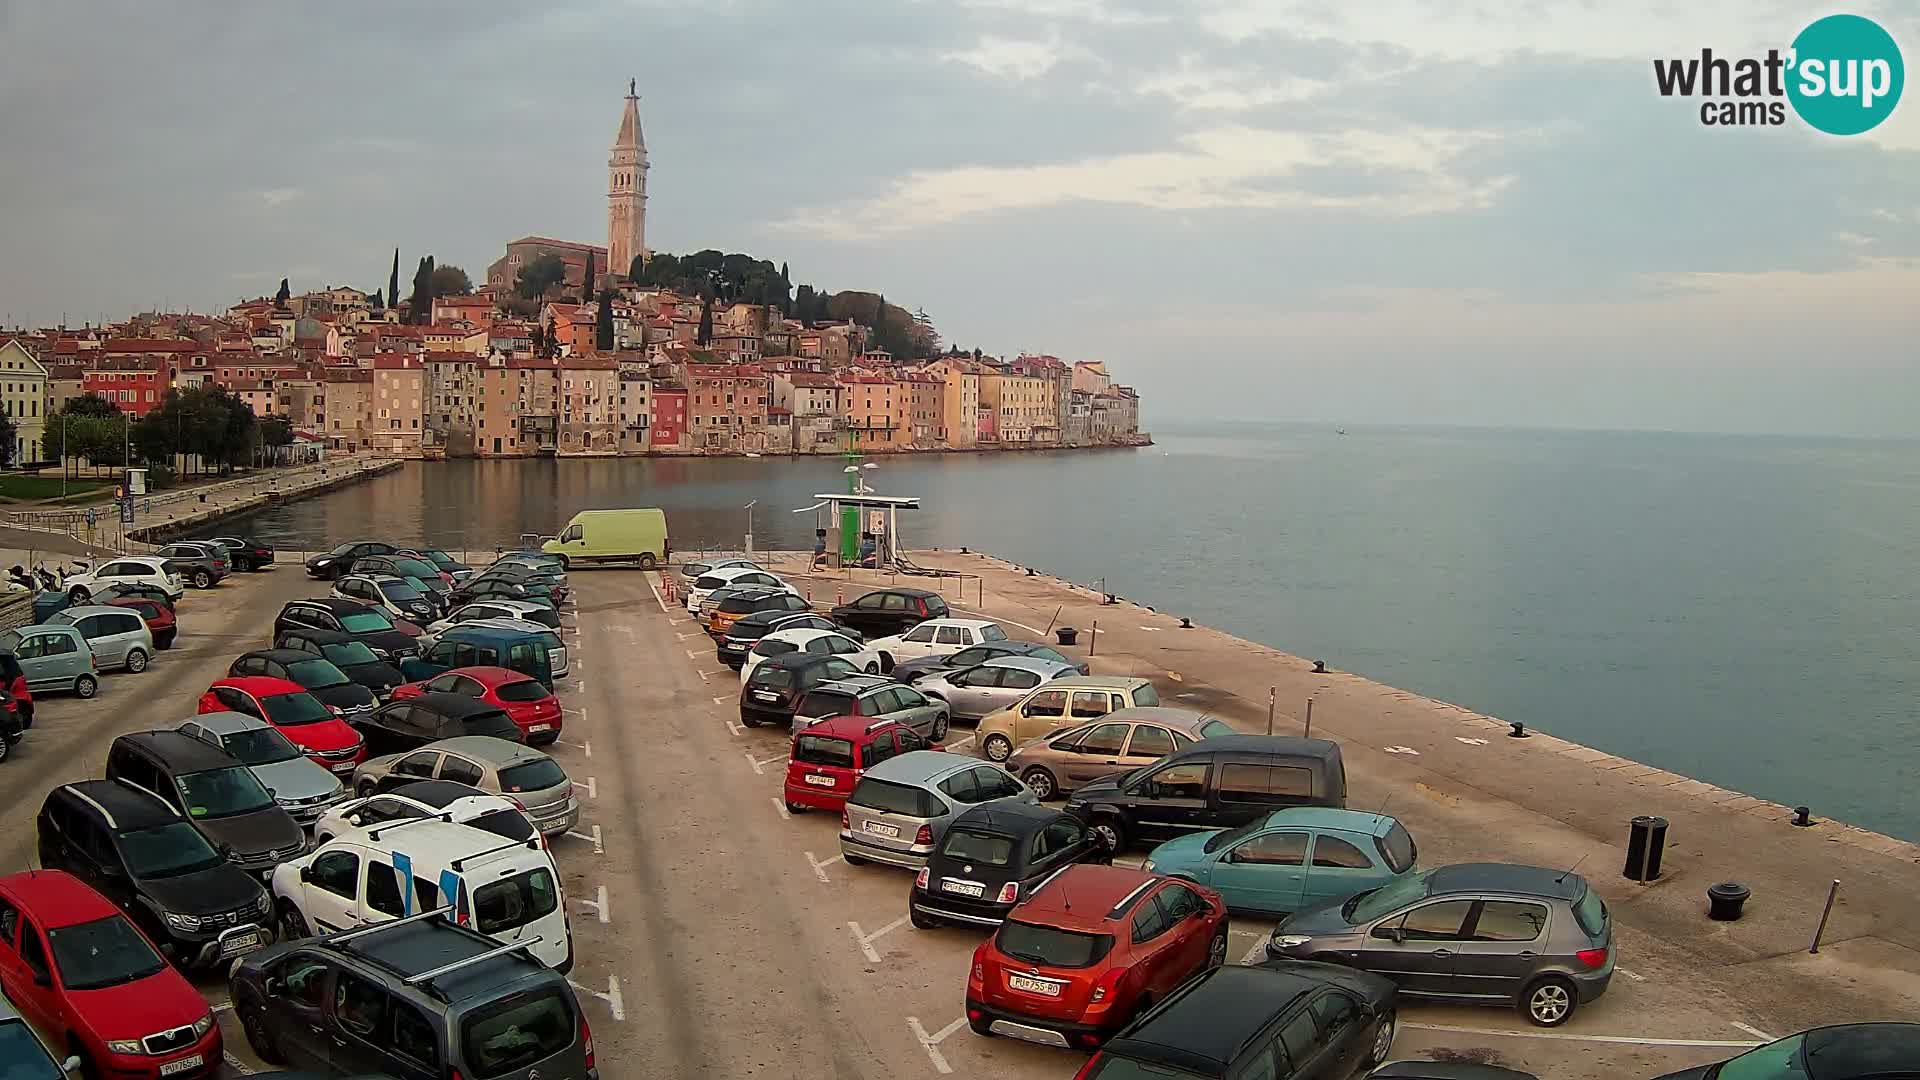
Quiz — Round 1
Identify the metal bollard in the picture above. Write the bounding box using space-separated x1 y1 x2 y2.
1809 879 1840 953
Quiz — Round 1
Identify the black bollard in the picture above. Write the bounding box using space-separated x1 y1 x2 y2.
1179 617 1192 628
1792 806 1814 827
1707 882 1750 921
1508 721 1530 738
1624 816 1668 882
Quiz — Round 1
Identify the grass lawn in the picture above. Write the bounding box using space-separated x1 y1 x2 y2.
0 474 112 500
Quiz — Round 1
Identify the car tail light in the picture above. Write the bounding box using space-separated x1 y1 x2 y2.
1088 966 1126 1006
915 824 933 846
1072 1053 1104 1080
581 1014 594 1069
1577 947 1609 969
995 882 1019 904
915 867 930 890
840 808 850 829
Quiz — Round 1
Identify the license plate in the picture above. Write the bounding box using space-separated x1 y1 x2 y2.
804 774 835 787
942 880 986 897
863 820 901 839
1007 975 1061 997
753 691 779 702
529 723 552 732
161 1056 205 1076
220 931 263 957
329 762 356 774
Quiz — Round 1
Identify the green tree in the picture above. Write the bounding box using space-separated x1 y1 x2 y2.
596 287 615 352
0 411 16 467
515 254 568 300
388 248 400 311
408 255 437 324
793 284 816 326
274 278 290 306
65 392 120 418
697 294 713 345
429 264 473 296
582 251 596 304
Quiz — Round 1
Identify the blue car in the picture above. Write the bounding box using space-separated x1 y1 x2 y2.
1142 807 1418 917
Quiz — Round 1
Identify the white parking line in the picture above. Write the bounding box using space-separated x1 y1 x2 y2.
568 976 626 1022
1731 1021 1776 1041
848 914 911 963
726 720 747 737
677 632 700 641
1402 1023 1762 1048
566 824 605 853
945 734 975 752
556 738 592 758
772 798 791 820
224 1051 255 1075
1616 967 1645 981
571 885 611 924
699 669 730 678
647 576 669 613
685 648 701 659
906 1016 968 1075
805 850 844 883
951 608 1044 636
1239 938 1268 965
744 750 787 775
572 777 597 799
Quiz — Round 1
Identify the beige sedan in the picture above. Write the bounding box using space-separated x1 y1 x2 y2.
974 675 1164 763
1003 707 1239 799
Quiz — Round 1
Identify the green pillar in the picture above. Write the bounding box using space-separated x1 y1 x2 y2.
841 435 862 562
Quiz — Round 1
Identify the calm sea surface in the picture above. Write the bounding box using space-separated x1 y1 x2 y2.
224 425 1920 838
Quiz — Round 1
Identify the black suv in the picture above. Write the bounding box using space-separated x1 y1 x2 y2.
274 628 406 698
37 780 272 968
104 732 306 875
717 611 856 670
276 599 419 661
909 802 1110 929
230 912 598 1080
1083 962 1398 1080
353 692 521 757
830 587 949 638
305 540 397 580
1065 736 1348 851
230 648 379 715
739 653 860 728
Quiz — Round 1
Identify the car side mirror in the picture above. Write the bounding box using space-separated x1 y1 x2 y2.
298 865 312 884
1371 925 1405 944
263 977 284 997
61 1055 82 1074
346 814 362 827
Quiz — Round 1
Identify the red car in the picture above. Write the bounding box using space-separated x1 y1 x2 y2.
197 675 365 776
0 870 221 1079
107 596 177 650
0 651 34 727
391 665 562 745
783 715 938 814
967 864 1228 1050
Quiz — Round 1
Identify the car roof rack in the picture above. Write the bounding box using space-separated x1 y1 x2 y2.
324 905 455 944
366 812 455 842
449 836 541 871
404 936 543 987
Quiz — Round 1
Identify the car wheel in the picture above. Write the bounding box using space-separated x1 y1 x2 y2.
879 652 895 673
932 712 950 741
864 661 880 675
639 553 657 570
193 570 213 589
74 674 98 698
124 649 148 673
784 801 807 814
1088 816 1126 853
910 906 940 930
357 780 377 798
1207 926 1229 968
968 1014 994 1036
1523 976 1577 1026
982 733 1013 762
241 1002 287 1065
69 1041 100 1080
741 712 763 728
843 852 868 866
67 586 89 604
1021 767 1057 800
0 736 10 763
278 902 311 941
1368 1008 1397 1066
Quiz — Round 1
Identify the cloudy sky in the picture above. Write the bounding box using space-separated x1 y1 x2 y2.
3 1 1915 435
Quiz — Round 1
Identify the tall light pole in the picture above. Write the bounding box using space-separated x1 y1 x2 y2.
744 499 756 558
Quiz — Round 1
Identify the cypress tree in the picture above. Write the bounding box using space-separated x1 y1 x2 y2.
388 248 400 312
596 289 615 351
274 278 290 306
697 294 713 345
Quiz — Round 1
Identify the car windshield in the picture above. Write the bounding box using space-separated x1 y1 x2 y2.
793 735 855 768
994 920 1114 968
262 692 332 726
1348 869 1434 923
47 915 166 991
472 867 560 935
117 822 226 878
339 611 395 632
499 758 568 793
329 543 359 556
1573 886 1608 938
941 828 1015 867
461 990 575 1079
0 1020 63 1079
285 658 351 689
1203 816 1270 854
754 640 798 658
219 726 303 765
1710 1035 1803 1079
468 808 536 843
393 559 439 578
849 778 935 817
495 680 550 703
1085 1060 1210 1080
797 691 858 719
176 766 276 818
748 667 795 689
1378 822 1418 874
981 625 1007 641
379 581 426 601
322 641 381 667
1131 684 1161 707
1198 719 1237 740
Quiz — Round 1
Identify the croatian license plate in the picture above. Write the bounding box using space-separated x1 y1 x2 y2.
160 1056 205 1076
863 820 901 839
1008 974 1060 997
804 774 835 787
942 880 986 897
329 762 356 774
221 931 263 957
753 691 779 702
529 723 552 733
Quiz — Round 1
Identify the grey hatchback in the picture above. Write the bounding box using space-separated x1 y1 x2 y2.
913 656 1079 723
793 675 951 741
1265 862 1614 1027
840 750 1037 870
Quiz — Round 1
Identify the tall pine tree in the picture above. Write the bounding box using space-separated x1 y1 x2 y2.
274 278 290 306
388 248 400 312
596 289 615 351
697 294 713 346
582 251 597 304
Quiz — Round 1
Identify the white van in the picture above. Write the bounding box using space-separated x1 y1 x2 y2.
269 816 572 971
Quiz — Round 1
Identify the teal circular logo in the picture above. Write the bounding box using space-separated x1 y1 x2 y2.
1787 14 1904 135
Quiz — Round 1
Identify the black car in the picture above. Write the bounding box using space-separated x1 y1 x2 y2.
351 692 522 756
304 540 396 580
830 587 950 638
93 581 177 610
208 536 277 571
229 914 597 1079
1065 736 1348 851
447 579 546 608
717 611 858 669
740 653 861 728
1083 962 1398 1080
1650 1022 1920 1080
0 689 23 762
709 589 812 638
104 732 306 875
1370 1065 1540 1080
909 802 1110 929
274 629 406 698
892 640 1089 682
230 649 379 716
37 780 272 968
275 599 419 661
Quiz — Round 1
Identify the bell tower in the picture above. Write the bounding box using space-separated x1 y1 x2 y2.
608 79 649 283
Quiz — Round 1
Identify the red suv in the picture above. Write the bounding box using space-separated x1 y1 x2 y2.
107 597 177 650
783 715 937 814
198 675 366 775
966 864 1228 1050
391 665 563 745
0 870 221 1079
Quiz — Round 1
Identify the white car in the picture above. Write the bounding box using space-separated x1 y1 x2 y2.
741 627 880 683
677 557 759 589
271 816 571 970
61 555 183 603
867 618 1010 671
686 566 791 613
431 599 561 631
312 779 538 845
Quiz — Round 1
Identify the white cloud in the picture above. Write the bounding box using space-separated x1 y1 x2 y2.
1133 54 1332 110
255 187 304 207
953 0 1168 26
780 125 1512 236
940 34 1080 80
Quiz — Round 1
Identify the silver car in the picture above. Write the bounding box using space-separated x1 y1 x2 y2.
792 675 950 741
47 605 154 672
351 734 579 837
914 656 1079 722
176 712 346 825
839 750 1037 870
0 625 99 698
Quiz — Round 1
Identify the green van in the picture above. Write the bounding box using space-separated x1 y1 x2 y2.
543 508 670 569
397 625 554 688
